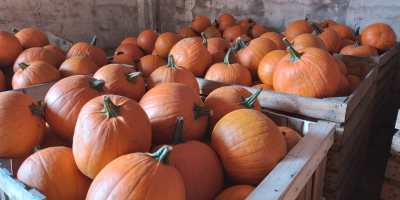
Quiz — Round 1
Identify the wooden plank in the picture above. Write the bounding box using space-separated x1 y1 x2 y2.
11 81 57 103
296 177 313 200
312 155 327 200
377 54 398 81
390 130 400 157
247 121 335 200
390 179 400 186
396 110 400 130
385 156 400 182
0 168 45 200
381 179 400 200
375 42 400 68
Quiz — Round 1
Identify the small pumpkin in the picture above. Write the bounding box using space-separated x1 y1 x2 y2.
334 57 348 76
40 123 72 149
191 15 212 34
12 61 61 89
155 32 182 59
136 55 168 78
0 30 23 69
339 41 378 56
43 45 66 61
361 23 397 53
178 27 196 38
347 75 362 93
17 147 92 200
204 48 252 86
238 18 257 28
289 33 327 51
223 25 247 42
258 50 287 86
354 27 362 43
341 39 356 50
207 37 232 64
260 32 286 50
59 56 99 78
93 64 146 101
279 127 302 152
311 23 342 53
0 70 5 92
252 84 274 91
121 37 138 45
248 25 267 39
235 34 251 43
66 36 108 68
13 28 49 49
147 55 199 93
203 27 222 38
331 24 355 40
319 20 338 28
137 29 159 54
215 185 255 200
334 74 351 97
217 13 237 33
284 20 314 42
114 43 144 60
13 47 62 73
112 52 136 66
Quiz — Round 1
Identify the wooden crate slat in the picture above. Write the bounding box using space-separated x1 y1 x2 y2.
385 156 400 182
377 53 398 81
312 155 327 200
0 168 45 200
381 179 400 200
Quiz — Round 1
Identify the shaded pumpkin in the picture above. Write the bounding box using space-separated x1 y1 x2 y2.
152 49 159 56
121 37 138 45
217 13 237 33
136 55 168 78
289 34 326 51
347 75 362 93
361 23 397 53
260 32 286 50
334 73 351 97
341 39 356 50
59 56 99 78
191 15 212 34
0 31 23 69
112 52 136 66
238 18 257 28
223 25 247 42
13 47 62 73
339 41 378 56
40 123 72 149
330 24 355 40
203 27 222 38
235 34 251 43
114 43 144 60
311 23 342 53
248 25 267 39
251 80 262 85
258 50 287 86
43 45 66 61
0 70 5 92
252 84 274 91
137 29 159 54
279 126 302 152
178 27 196 38
66 36 108 68
176 33 184 40
207 37 232 64
13 28 49 49
215 185 255 200
147 55 199 93
319 20 338 28
334 57 347 76
12 61 61 89
155 32 182 59
284 20 314 42
1 68 13 90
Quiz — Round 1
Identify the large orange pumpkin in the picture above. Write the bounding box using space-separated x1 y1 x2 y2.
334 57 348 76
14 28 49 49
112 52 136 66
215 185 255 200
136 55 167 78
40 123 72 149
169 38 212 77
0 91 46 158
203 27 222 39
284 20 314 42
93 64 146 101
273 41 340 98
66 36 108 68
0 70 5 92
339 41 378 56
13 47 62 73
191 15 211 34
248 25 267 39
279 126 302 152
17 147 92 200
137 29 159 54
223 25 247 42
361 23 397 53
347 75 362 93
289 34 327 51
207 38 232 64
217 13 237 33
212 109 286 185
59 56 99 78
147 55 199 93
121 37 138 45
139 83 212 145
73 95 152 179
334 73 351 97
341 39 356 50
331 24 355 40
258 50 287 86
178 27 196 38
238 18 257 27
311 23 342 53
12 61 61 89
155 32 182 59
114 43 144 60
260 32 286 50
151 118 224 200
44 75 109 141
0 31 23 69
319 20 338 28
43 45 66 61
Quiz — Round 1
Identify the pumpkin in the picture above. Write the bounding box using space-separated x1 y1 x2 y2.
176 33 184 40
137 29 159 54
238 18 257 28
331 24 355 40
151 118 224 200
252 84 274 91
136 55 168 78
203 27 222 39
258 50 287 86
212 109 286 185
114 43 144 60
59 56 99 78
204 48 252 86
147 55 199 93
112 52 136 66
0 31 23 69
139 83 212 145
43 45 66 61
13 47 62 73
215 185 255 200
178 27 196 38
73 95 152 179
279 127 302 152
155 32 182 59
44 75 109 141
86 146 185 200
273 40 340 98
121 37 138 45
334 73 351 97
12 61 61 89
361 23 397 53
17 147 92 200
223 25 247 42
40 123 72 149
191 15 212 34
207 38 232 64
13 28 49 49
319 20 338 28
66 36 108 68
204 86 262 137
289 34 327 51
347 75 362 93
248 25 267 39
252 80 262 85
236 37 279 80
0 91 46 158
93 64 146 101
235 34 251 43
217 13 237 33
354 27 362 43
341 39 356 50
260 32 286 50
339 41 378 56
169 38 212 77
311 23 342 53
334 57 347 76
0 70 5 92
284 20 314 42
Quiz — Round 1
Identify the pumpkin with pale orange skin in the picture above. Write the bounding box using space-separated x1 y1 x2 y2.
13 47 62 73
215 185 255 200
12 61 61 89
59 56 99 78
339 41 378 56
289 34 326 51
66 36 108 68
0 31 23 69
279 126 302 152
311 23 342 53
121 37 137 45
284 20 314 42
258 50 287 86
361 23 397 53
136 55 168 78
14 28 49 49
331 24 355 40
260 32 286 50
112 52 136 66
155 32 182 59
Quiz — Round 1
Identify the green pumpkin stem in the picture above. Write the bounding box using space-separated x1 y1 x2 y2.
30 102 46 119
12 29 19 34
91 36 97 46
239 87 262 108
100 95 120 118
321 21 328 28
193 102 214 120
355 41 361 47
115 52 124 56
310 23 324 35
171 117 187 145
125 71 142 84
88 79 106 93
151 145 173 165
237 37 248 49
222 48 233 65
282 131 287 137
355 27 360 36
305 17 309 21
18 63 30 71
283 38 303 62
201 32 208 48
213 20 219 28
34 146 42 153
166 55 179 68
249 26 254 30
247 19 253 23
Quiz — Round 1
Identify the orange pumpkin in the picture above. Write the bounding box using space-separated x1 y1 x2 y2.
258 50 287 86
311 23 342 53
223 25 247 42
248 25 267 39
59 56 99 78
112 52 136 66
331 24 355 40
66 36 108 68
203 27 222 38
44 75 109 141
217 13 237 33
147 55 199 93
215 185 255 200
137 29 159 54
86 146 186 200
341 39 356 50
334 74 351 97
238 18 257 27
40 123 72 149
235 34 251 43
207 38 232 64
114 43 144 60
284 20 314 42
13 47 62 73
0 70 5 92
319 20 338 28
0 31 23 69
334 57 348 76
14 28 49 49
252 84 274 91
43 45 66 61
191 15 211 34
289 34 327 51
178 27 196 38
12 61 61 89
212 109 286 185
339 41 378 56
279 127 302 152
347 75 362 93
361 23 397 53
155 32 182 59
0 91 46 158
121 37 138 45
152 49 159 56
136 55 168 78
17 147 92 200
260 32 286 50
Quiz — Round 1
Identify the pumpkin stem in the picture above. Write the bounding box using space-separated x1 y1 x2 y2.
115 52 124 56
249 26 254 30
239 87 262 108
12 29 19 34
91 36 97 46
125 71 142 84
247 19 252 23
283 38 303 62
355 41 361 47
30 102 46 119
282 131 286 137
213 20 219 28
222 48 233 65
34 146 42 153
329 51 334 55
166 55 179 68
100 95 120 118
321 21 328 28
192 18 196 22
18 63 30 71
193 102 213 120
151 145 173 165
310 23 324 35
237 37 248 49
88 79 106 93
171 117 187 145
201 32 208 48
355 27 360 36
